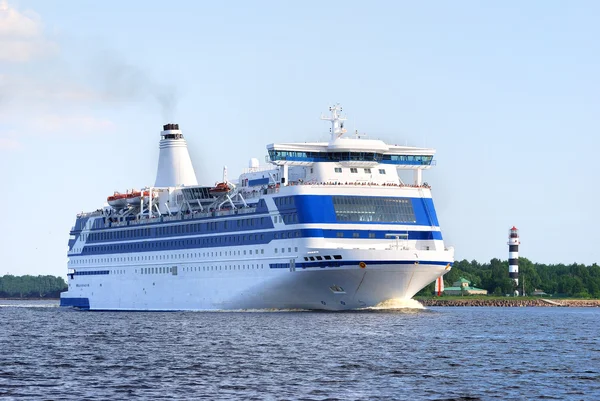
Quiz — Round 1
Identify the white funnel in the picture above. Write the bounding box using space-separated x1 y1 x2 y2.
154 123 198 187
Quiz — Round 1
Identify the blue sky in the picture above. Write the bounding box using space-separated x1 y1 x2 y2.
1 0 598 277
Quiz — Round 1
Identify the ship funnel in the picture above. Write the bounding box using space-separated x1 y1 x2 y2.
154 123 198 188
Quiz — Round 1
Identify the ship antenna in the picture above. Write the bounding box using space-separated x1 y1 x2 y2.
321 104 347 142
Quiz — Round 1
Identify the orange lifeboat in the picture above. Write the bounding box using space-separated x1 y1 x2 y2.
107 192 128 208
126 190 153 205
209 182 231 196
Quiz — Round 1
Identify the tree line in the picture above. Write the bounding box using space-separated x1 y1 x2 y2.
3 259 599 299
417 258 600 298
0 275 67 298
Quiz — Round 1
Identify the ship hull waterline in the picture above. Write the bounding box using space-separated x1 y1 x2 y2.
61 261 451 311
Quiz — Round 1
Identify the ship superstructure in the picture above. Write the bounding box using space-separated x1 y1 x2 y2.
60 105 453 311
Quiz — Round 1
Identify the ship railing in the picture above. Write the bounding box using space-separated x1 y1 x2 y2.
76 210 103 218
288 181 432 189
184 212 211 219
236 207 257 215
211 210 230 217
82 205 263 229
165 207 259 220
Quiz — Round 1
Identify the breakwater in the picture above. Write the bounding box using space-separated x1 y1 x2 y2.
418 298 600 307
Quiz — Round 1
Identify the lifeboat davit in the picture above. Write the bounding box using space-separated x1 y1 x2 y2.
126 190 153 205
209 182 231 196
107 192 128 208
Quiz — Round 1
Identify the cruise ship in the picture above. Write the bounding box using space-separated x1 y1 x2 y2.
60 105 454 311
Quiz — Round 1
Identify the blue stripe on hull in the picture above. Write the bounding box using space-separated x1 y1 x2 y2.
60 297 90 310
271 260 453 269
317 229 443 240
76 229 443 256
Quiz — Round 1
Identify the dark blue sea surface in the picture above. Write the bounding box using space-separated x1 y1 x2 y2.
1 300 599 400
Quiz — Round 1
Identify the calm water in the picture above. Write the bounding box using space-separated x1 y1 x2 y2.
1 300 599 400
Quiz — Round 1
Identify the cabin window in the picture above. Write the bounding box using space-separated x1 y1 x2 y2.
378 169 386 174
364 168 372 173
334 167 342 173
350 168 358 173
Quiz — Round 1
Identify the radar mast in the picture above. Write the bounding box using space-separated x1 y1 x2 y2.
321 104 347 143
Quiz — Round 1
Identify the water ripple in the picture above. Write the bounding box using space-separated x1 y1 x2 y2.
1 302 599 400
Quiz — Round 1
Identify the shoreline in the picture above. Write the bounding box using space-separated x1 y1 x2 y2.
0 298 59 301
418 298 600 307
2 298 600 307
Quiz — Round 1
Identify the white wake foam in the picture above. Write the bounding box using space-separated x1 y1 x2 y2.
368 298 425 310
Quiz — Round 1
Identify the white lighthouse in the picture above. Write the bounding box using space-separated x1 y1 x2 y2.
508 226 520 295
154 123 198 188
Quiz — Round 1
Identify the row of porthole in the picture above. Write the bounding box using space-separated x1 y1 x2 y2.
181 265 265 272
137 265 266 274
70 247 299 265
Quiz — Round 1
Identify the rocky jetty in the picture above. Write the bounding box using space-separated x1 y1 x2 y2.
418 298 600 307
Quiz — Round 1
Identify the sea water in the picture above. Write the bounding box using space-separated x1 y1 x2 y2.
1 300 599 400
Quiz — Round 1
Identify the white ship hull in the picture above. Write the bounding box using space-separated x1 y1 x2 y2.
61 249 452 311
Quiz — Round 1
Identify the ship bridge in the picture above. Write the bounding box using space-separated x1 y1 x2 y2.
266 105 436 186
267 143 435 168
